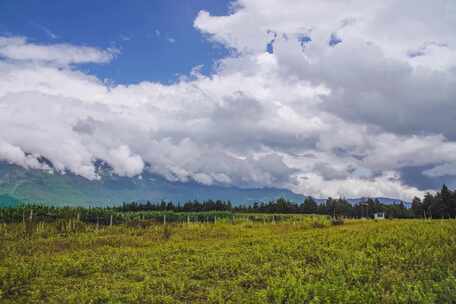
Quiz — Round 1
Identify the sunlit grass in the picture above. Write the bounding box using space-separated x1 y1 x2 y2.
1 218 455 303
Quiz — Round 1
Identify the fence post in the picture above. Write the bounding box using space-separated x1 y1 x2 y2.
187 216 190 225
110 214 113 227
163 214 166 225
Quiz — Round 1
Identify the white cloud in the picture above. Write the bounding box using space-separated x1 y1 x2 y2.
292 171 423 201
0 0 455 200
195 0 456 70
0 36 117 65
0 140 49 170
107 145 144 177
424 163 456 178
35 23 58 39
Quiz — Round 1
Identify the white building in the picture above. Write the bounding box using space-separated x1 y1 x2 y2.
374 212 385 220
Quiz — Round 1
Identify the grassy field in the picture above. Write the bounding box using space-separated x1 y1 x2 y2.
1 217 456 303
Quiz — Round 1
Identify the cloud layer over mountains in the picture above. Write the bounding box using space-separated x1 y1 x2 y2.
1 0 456 200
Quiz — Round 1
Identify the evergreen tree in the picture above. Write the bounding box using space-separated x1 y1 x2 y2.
301 197 318 214
411 197 423 218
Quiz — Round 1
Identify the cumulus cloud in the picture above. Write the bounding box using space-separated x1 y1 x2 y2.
0 0 455 200
107 145 144 177
0 140 49 170
291 171 424 200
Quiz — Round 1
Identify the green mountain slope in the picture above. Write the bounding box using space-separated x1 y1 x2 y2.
0 193 20 207
0 162 305 206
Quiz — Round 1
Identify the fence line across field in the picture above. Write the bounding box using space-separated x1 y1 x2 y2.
0 209 305 227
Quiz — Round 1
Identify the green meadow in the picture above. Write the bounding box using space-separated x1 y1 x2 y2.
1 217 456 303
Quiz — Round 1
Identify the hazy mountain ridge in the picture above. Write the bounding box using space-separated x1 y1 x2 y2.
0 162 407 207
0 162 304 206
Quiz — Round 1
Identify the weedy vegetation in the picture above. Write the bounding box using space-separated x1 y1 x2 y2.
0 210 455 303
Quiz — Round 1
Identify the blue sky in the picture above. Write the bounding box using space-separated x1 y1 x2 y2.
0 0 231 84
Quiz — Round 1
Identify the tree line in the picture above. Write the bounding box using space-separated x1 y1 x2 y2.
1 185 455 221
115 200 233 213
411 185 456 219
115 185 456 219
114 197 410 218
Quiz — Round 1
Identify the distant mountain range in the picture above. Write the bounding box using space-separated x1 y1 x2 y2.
309 197 409 208
0 162 407 207
0 162 304 206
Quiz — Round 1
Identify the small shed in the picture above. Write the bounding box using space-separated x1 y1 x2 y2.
374 212 385 220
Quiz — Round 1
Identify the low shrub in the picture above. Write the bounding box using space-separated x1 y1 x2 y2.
331 218 344 225
311 221 326 228
161 225 173 240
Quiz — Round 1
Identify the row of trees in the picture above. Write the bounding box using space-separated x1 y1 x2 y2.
2 185 454 221
238 197 411 219
115 185 456 219
116 197 411 218
115 200 233 212
411 185 456 219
